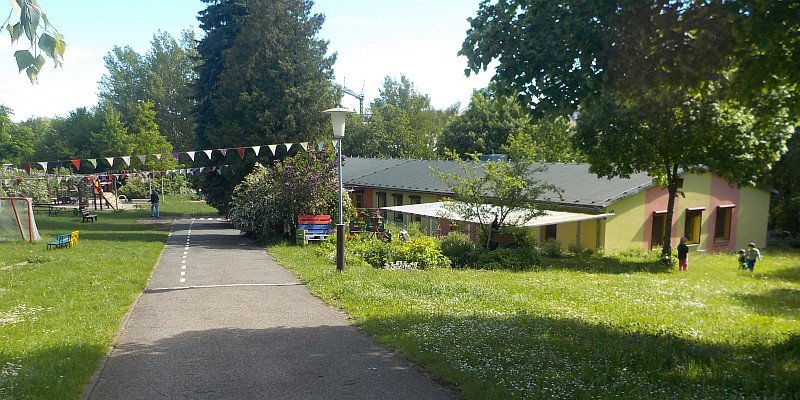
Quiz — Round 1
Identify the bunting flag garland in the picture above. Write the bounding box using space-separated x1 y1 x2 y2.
3 140 320 176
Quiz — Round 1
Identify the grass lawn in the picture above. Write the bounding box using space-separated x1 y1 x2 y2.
270 243 800 399
0 197 217 399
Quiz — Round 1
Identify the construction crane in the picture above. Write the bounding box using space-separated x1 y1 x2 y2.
341 81 365 116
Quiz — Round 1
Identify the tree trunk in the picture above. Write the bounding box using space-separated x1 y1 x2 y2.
661 165 680 258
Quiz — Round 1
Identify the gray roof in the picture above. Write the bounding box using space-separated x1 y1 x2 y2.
342 157 655 210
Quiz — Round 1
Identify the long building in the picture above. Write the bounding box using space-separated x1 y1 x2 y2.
342 157 771 253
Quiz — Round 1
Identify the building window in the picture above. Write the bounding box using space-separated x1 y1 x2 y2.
683 208 703 245
651 211 667 249
353 193 363 209
714 206 734 242
409 196 421 222
392 194 404 223
377 192 387 219
544 224 557 241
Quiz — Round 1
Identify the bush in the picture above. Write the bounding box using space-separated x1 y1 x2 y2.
396 236 450 269
568 242 586 256
117 176 150 199
541 238 563 258
440 232 476 267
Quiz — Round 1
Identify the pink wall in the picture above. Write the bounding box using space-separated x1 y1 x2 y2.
708 175 739 252
643 185 681 250
362 188 374 208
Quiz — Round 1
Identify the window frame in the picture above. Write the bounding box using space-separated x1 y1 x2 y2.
392 194 404 223
651 211 667 250
683 208 704 245
713 205 734 242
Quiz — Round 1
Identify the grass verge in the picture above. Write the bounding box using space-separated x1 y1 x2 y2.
270 243 800 399
0 199 216 399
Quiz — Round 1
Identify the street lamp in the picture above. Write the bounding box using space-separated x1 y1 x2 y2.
323 107 354 271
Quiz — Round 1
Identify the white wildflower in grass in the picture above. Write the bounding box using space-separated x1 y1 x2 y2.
0 305 47 326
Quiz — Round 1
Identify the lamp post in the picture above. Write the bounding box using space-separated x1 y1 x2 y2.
323 107 354 271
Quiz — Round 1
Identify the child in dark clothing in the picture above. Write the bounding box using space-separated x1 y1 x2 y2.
738 249 747 269
677 237 689 271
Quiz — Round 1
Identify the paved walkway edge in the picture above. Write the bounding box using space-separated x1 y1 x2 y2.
81 217 178 400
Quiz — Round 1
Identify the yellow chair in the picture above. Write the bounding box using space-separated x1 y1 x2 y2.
70 230 80 247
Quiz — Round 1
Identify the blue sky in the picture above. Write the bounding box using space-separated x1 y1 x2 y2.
1 0 494 122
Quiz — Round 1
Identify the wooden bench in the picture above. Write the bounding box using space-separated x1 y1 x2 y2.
79 209 98 222
32 203 66 216
47 233 71 249
297 214 333 242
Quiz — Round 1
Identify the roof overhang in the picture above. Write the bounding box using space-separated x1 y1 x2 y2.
381 201 613 227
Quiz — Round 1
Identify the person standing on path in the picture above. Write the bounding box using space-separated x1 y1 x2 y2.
745 242 761 272
149 190 160 218
677 236 689 271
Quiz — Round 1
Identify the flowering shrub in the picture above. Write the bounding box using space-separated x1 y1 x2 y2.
350 235 449 269
228 150 348 238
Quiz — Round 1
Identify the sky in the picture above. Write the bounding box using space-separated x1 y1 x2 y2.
0 0 495 122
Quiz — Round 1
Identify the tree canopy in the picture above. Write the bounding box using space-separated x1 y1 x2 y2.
461 0 798 256
343 75 457 159
98 30 198 150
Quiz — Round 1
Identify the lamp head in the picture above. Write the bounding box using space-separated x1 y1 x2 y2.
323 107 355 139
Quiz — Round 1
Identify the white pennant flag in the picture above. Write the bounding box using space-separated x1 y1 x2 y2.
204 149 213 159
252 146 261 156
187 152 195 161
154 153 162 160
121 156 130 167
137 155 146 164
268 144 278 155
284 143 293 152
316 141 325 151
299 142 308 151
37 161 48 171
105 157 115 166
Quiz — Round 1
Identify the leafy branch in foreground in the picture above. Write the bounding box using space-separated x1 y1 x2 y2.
3 0 66 83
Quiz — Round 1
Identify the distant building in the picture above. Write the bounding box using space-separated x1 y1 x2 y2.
342 157 771 253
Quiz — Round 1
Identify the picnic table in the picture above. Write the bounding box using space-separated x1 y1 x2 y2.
32 203 67 216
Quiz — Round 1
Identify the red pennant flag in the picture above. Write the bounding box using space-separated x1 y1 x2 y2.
236 147 245 159
71 159 81 170
21 163 31 174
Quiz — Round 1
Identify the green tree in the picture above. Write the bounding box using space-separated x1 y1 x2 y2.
0 106 36 163
440 87 583 162
3 0 66 82
194 0 335 148
461 0 797 257
432 151 561 249
767 132 800 237
98 30 198 150
344 75 457 159
128 102 176 171
193 0 337 212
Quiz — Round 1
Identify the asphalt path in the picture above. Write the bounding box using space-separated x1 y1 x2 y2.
84 217 456 400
